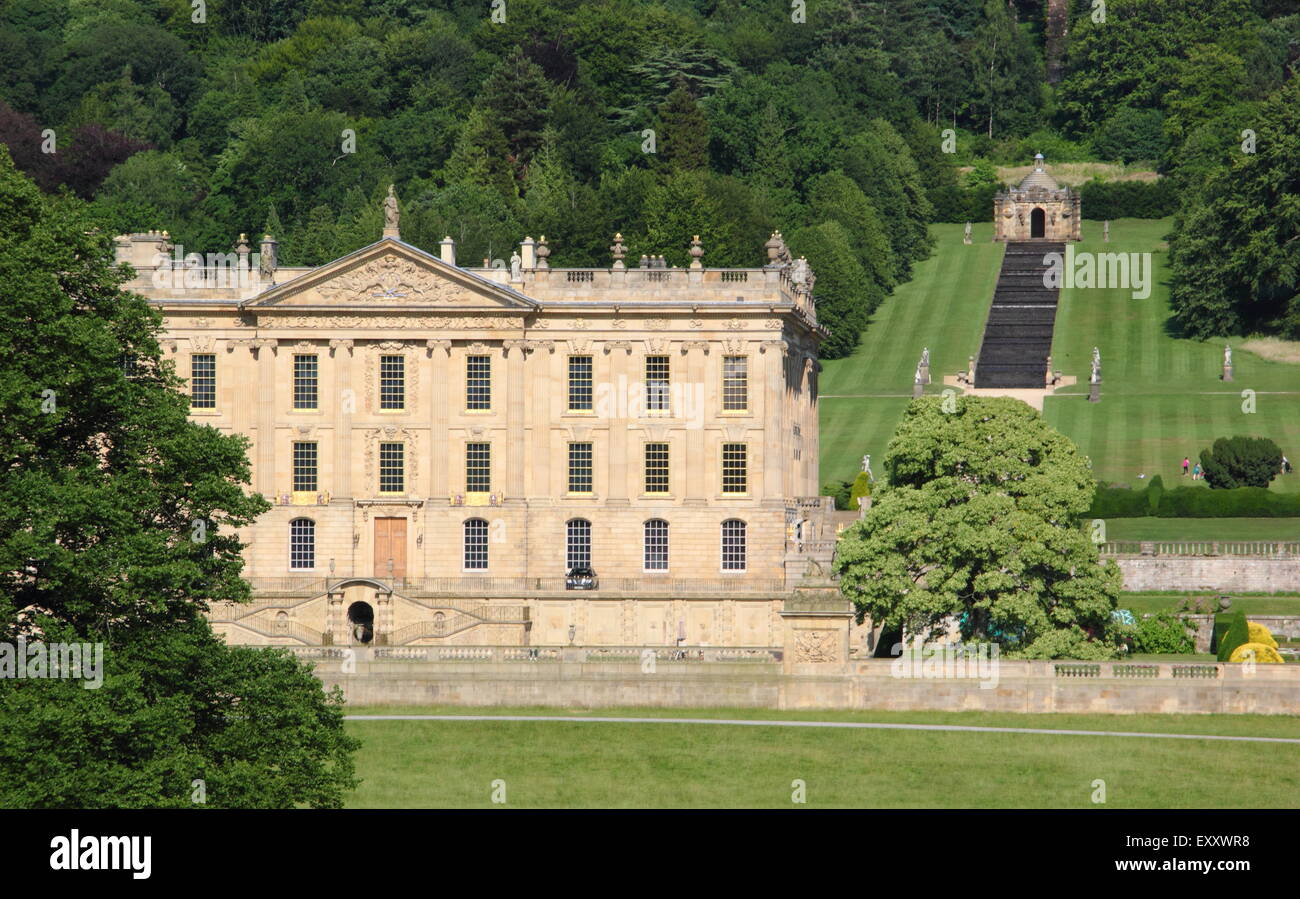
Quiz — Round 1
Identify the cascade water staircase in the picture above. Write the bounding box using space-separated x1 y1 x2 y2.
973 241 1062 389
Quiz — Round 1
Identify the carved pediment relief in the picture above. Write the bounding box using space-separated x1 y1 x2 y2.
246 240 537 312
317 254 452 303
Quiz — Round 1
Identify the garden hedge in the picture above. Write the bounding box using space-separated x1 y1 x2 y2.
1088 483 1300 518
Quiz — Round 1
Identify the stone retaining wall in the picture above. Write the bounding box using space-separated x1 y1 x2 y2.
317 657 1300 715
1116 557 1300 592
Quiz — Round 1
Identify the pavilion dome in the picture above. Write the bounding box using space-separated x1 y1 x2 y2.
1016 153 1060 191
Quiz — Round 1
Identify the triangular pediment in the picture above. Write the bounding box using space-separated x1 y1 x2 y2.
245 239 537 311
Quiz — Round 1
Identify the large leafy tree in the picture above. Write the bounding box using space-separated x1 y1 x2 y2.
805 171 896 294
0 148 268 633
835 397 1123 659
1168 77 1300 338
1056 0 1257 136
968 0 1045 138
0 149 356 807
838 120 933 281
0 619 358 809
787 220 875 360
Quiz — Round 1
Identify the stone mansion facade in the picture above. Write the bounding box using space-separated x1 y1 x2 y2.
117 208 846 652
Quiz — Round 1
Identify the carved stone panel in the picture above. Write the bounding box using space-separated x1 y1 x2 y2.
793 629 837 663
317 254 458 303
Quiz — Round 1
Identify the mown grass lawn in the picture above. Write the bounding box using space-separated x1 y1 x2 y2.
818 221 1002 485
1104 518 1300 541
818 218 1300 501
342 706 1300 809
1043 218 1300 492
1118 593 1300 616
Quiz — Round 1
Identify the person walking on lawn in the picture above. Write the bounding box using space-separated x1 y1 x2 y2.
1182 456 1190 476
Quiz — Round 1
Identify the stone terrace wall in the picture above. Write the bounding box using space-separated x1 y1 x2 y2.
311 654 1300 715
1116 557 1300 592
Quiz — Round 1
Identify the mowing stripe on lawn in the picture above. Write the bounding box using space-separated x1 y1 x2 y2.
345 714 1300 744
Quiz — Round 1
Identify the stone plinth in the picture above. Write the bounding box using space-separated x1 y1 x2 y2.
780 587 853 674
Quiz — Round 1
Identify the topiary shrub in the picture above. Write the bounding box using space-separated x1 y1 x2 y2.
1079 178 1179 220
1217 610 1251 662
849 471 872 508
1247 621 1278 649
1228 642 1284 664
1199 436 1284 489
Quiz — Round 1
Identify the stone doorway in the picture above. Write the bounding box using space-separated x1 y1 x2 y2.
1030 207 1046 238
348 601 375 644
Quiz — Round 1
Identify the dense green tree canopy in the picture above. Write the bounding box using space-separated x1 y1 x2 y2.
2 0 1296 347
835 397 1123 659
0 149 356 807
1168 77 1300 338
0 148 268 633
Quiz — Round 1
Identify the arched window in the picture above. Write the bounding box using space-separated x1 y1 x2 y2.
644 519 669 571
721 519 746 571
566 519 592 571
463 518 489 570
289 518 315 570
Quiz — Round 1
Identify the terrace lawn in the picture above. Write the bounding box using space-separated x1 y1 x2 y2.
1118 593 1300 616
819 219 1300 515
1043 218 1300 492
1103 518 1300 541
342 706 1300 808
817 221 1002 485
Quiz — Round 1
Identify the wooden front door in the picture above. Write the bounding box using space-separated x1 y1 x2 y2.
374 517 407 579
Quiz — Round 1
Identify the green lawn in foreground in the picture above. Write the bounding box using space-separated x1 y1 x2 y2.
342 706 1300 808
818 218 1300 498
1043 218 1300 492
1104 517 1300 541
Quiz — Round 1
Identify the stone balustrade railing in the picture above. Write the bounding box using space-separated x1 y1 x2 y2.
1099 540 1300 557
238 575 788 596
850 658 1231 679
351 645 784 663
